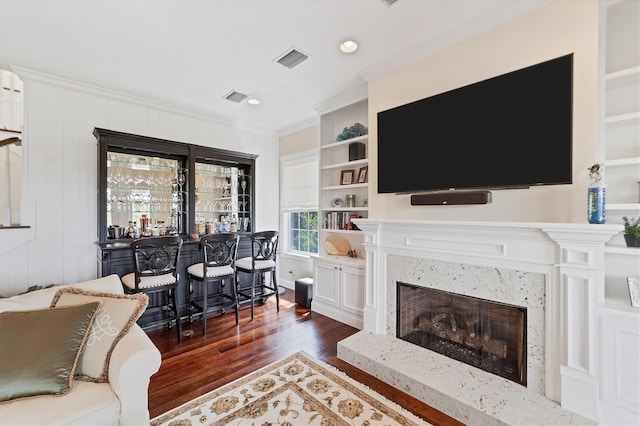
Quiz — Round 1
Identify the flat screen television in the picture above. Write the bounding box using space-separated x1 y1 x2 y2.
377 53 573 194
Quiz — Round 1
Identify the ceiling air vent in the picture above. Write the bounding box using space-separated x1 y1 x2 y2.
275 48 309 69
224 91 248 103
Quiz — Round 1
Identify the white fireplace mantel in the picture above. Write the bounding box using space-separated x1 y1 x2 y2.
348 219 622 423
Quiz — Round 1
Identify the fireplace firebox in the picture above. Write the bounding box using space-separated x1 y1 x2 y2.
397 282 527 386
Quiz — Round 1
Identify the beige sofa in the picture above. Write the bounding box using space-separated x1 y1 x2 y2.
0 274 162 425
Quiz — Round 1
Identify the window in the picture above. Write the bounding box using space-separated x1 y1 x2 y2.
289 211 319 253
280 150 318 255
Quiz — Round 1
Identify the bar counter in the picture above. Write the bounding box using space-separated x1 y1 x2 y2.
96 234 252 332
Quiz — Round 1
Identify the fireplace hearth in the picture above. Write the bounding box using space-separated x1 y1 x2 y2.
397 282 527 385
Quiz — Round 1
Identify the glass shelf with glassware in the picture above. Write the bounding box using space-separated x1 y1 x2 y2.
194 161 252 234
105 151 185 238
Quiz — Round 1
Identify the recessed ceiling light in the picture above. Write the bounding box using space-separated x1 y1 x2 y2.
340 40 358 53
248 98 260 105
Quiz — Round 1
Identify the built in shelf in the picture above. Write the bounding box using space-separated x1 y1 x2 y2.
605 244 640 256
321 207 368 212
313 253 365 266
0 225 31 230
602 285 639 317
321 183 368 191
321 134 368 151
605 65 640 81
321 228 363 234
321 158 367 170
605 111 640 124
607 203 640 211
604 157 640 167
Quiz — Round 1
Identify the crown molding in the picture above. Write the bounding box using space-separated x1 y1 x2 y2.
311 83 368 116
278 116 320 138
10 66 277 137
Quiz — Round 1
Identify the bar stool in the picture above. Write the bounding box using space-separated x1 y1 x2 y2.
121 236 183 343
235 230 279 321
186 233 240 336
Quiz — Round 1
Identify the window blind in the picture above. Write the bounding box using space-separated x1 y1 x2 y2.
281 152 318 210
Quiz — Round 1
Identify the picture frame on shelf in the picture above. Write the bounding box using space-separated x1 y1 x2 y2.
357 166 368 184
340 169 355 185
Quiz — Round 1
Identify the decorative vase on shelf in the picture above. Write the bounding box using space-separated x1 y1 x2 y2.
624 234 640 248
587 164 606 224
622 216 640 248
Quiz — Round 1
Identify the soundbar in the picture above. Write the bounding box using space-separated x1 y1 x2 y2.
410 191 492 206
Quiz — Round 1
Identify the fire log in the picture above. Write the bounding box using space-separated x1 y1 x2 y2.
416 313 508 359
465 316 479 338
483 338 508 359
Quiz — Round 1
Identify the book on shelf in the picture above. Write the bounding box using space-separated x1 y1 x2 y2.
324 212 360 230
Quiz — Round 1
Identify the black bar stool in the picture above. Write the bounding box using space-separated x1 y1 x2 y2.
235 230 279 321
121 236 183 343
186 233 240 336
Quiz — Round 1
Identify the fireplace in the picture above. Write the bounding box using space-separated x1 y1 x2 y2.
396 282 527 385
383 253 546 394
337 219 620 424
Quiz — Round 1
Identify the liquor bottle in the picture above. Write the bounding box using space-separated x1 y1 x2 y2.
132 221 140 238
140 214 149 235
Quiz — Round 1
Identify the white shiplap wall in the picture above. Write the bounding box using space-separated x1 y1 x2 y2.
0 69 279 297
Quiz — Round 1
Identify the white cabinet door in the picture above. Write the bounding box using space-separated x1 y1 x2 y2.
313 259 340 307
340 263 365 316
599 309 640 425
312 257 364 329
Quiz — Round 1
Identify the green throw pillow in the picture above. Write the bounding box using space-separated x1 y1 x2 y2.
0 302 102 403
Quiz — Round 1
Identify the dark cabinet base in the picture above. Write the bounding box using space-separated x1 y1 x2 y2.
97 236 252 331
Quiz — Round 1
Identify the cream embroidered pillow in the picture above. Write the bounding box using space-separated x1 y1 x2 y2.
50 288 148 382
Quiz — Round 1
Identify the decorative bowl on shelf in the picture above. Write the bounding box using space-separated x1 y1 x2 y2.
323 235 351 255
335 123 368 141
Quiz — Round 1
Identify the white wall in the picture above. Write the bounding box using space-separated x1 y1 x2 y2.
367 0 600 224
0 69 279 296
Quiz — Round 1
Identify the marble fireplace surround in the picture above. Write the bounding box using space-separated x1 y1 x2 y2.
338 219 621 425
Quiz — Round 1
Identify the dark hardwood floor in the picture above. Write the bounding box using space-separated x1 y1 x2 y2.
147 289 464 426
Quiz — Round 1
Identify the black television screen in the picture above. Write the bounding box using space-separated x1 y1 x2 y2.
377 54 573 194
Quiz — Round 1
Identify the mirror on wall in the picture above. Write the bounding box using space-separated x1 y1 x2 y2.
0 69 23 226
106 151 185 238
194 161 252 234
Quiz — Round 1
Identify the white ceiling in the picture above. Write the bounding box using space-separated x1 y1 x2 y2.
0 0 549 134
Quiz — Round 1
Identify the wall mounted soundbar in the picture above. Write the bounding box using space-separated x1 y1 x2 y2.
410 191 492 206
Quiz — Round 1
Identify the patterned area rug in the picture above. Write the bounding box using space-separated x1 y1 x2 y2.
150 351 432 425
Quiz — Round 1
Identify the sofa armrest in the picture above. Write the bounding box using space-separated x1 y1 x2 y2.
108 324 162 425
